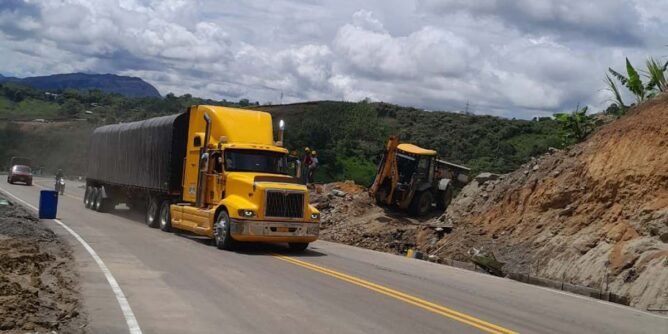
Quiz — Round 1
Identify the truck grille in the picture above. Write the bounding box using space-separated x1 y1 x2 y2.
265 190 304 219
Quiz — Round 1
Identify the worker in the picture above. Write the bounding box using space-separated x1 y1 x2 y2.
308 150 318 184
55 169 64 180
302 147 312 184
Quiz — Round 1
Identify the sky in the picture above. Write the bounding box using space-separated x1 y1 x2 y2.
0 0 666 118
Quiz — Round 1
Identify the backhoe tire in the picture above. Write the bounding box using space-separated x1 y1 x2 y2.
410 191 433 217
288 242 309 252
159 200 172 232
145 197 160 228
437 187 454 211
214 210 236 250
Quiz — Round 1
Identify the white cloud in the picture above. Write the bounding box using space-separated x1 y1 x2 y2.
0 0 666 118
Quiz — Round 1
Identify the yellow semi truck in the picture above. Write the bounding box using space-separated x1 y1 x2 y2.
83 105 320 251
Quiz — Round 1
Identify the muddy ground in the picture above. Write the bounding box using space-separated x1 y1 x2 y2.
0 194 86 333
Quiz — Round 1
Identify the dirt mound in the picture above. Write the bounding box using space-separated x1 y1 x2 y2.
426 95 668 310
311 182 436 254
0 196 85 333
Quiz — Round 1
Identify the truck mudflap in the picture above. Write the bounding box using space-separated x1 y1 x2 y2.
229 219 319 242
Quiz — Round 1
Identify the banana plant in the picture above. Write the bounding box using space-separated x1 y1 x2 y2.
605 74 626 114
608 58 646 104
554 105 598 142
645 57 668 93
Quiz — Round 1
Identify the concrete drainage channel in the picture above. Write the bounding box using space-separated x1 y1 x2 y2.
405 249 635 309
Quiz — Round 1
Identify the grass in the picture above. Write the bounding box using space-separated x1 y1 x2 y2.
0 96 61 120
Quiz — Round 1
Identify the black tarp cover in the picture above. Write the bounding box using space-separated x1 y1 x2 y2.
86 112 188 192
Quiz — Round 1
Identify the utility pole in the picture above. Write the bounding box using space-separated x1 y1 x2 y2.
280 91 284 105
465 101 470 114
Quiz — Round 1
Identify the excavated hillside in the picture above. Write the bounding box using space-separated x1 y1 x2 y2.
312 95 668 310
424 95 668 309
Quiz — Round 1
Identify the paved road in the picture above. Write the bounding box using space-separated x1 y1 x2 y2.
1 177 666 334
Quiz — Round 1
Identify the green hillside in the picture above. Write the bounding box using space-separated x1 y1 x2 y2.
0 83 567 183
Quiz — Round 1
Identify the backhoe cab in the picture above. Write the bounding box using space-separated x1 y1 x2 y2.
369 136 470 216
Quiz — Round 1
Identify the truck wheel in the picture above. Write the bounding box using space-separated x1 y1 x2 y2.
7 177 13 184
84 186 93 208
410 191 433 216
214 210 235 250
288 243 309 252
159 201 172 232
145 198 160 228
93 188 103 212
437 187 454 211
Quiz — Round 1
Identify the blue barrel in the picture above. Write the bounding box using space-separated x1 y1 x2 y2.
38 190 58 219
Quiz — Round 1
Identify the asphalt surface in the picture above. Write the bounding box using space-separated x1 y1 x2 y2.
1 176 666 334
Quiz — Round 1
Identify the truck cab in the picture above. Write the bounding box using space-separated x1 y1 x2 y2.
169 105 320 251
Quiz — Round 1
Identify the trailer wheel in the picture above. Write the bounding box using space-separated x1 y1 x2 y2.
214 210 235 250
92 188 103 212
159 201 172 232
410 191 433 216
145 197 160 228
288 243 309 252
84 186 93 208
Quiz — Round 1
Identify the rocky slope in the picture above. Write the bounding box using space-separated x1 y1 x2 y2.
312 95 668 310
426 95 668 309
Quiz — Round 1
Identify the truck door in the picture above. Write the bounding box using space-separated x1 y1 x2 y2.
182 135 202 203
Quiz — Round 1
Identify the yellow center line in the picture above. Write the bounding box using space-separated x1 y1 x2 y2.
273 254 518 334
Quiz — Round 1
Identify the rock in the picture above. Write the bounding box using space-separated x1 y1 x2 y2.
475 172 499 183
0 319 15 330
315 201 331 210
532 165 540 171
332 189 346 197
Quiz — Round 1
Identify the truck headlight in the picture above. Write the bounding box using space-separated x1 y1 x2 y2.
238 209 256 218
310 213 320 220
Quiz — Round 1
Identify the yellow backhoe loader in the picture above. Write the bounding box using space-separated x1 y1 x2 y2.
369 136 470 216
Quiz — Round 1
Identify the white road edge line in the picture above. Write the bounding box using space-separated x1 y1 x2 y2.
0 186 143 334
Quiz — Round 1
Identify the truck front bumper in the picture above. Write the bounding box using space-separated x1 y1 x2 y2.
229 219 320 243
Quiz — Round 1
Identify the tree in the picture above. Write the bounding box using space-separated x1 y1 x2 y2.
59 98 84 117
239 98 250 107
554 105 598 142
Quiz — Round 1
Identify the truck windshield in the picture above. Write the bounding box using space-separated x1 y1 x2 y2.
13 165 31 173
224 149 288 174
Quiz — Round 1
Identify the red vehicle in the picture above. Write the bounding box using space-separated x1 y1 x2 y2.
7 165 33 185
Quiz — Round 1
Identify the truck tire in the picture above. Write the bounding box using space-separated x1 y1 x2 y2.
159 200 172 232
288 243 309 252
214 210 236 250
84 186 93 209
410 191 433 216
437 186 454 211
92 188 103 212
145 197 160 228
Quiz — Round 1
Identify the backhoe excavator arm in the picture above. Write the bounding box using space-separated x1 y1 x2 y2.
369 136 400 205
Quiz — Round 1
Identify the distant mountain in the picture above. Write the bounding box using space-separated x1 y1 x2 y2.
0 73 161 97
